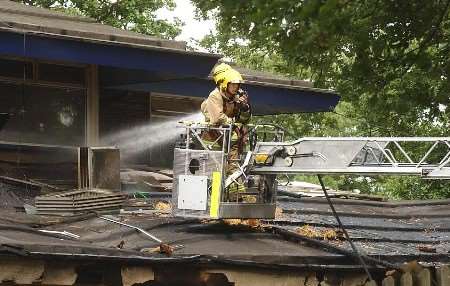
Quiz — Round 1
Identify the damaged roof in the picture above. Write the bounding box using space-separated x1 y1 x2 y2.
1 182 450 271
0 213 341 267
0 0 185 50
234 65 314 88
274 196 450 261
0 1 220 79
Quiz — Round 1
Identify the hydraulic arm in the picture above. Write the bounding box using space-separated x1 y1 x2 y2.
250 137 450 179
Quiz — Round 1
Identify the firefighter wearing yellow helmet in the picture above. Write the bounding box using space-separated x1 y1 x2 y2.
201 63 252 201
201 63 251 125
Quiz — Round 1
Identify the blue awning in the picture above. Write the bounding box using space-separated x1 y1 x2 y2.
0 29 220 78
0 29 340 115
104 78 340 115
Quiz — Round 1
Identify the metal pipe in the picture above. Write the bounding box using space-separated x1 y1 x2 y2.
99 216 162 244
416 141 439 167
373 140 396 166
38 230 80 239
384 148 398 164
393 141 414 164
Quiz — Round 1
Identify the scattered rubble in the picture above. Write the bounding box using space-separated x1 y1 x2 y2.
223 218 262 228
296 225 344 240
417 245 437 253
154 201 171 213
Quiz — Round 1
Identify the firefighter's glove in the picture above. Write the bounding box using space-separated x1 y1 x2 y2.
224 117 234 126
236 89 250 111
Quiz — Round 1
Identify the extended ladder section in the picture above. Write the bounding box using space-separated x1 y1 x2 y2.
250 137 450 179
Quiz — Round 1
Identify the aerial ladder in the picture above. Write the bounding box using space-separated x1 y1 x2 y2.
172 122 450 219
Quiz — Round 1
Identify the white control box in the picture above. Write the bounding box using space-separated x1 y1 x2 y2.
177 175 208 211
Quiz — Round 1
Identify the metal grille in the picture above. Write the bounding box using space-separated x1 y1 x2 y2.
35 189 125 216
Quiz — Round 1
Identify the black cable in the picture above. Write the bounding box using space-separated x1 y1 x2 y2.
270 226 400 270
317 175 374 281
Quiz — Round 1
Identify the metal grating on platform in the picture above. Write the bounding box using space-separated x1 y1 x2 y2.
35 189 126 215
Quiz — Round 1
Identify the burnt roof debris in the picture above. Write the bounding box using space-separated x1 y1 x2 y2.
0 180 450 269
269 196 450 261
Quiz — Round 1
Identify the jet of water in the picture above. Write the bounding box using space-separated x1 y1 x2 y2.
102 112 203 158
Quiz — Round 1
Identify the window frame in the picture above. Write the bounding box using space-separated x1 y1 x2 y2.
0 56 89 145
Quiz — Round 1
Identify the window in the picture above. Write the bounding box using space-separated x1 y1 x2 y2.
0 57 86 86
0 58 33 79
38 63 86 85
0 57 87 146
0 82 86 146
148 94 203 168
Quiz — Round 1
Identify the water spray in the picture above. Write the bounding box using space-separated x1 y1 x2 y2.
102 112 203 158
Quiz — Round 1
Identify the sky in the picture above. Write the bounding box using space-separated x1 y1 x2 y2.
156 0 216 46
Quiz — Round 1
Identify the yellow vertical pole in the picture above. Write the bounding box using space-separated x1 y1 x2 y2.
209 171 222 218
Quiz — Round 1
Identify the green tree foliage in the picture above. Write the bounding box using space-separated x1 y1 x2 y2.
194 0 450 134
193 0 450 199
16 0 182 39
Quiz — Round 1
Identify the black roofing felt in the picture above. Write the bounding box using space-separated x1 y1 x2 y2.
272 197 450 261
0 185 449 269
0 212 342 267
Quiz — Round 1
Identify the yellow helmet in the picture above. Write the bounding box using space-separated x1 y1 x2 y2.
212 63 243 92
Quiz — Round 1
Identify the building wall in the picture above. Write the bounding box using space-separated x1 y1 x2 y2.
1 256 449 286
0 55 204 169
